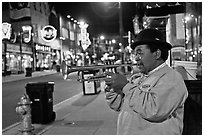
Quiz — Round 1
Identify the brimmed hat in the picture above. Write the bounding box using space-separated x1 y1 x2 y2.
131 29 172 50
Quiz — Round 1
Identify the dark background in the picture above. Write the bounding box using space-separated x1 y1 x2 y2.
52 2 137 38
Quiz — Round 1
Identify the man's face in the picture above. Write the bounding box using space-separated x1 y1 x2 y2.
133 44 157 74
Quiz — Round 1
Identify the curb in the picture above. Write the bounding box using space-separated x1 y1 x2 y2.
2 71 58 83
2 92 83 135
2 122 21 133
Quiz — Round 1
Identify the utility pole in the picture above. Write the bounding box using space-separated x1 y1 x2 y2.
119 2 124 63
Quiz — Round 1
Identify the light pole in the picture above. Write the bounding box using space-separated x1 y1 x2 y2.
119 2 123 46
92 37 97 64
3 39 7 76
19 32 23 73
31 33 35 71
2 22 12 76
60 36 65 64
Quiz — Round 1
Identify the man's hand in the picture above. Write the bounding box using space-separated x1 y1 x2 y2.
105 73 128 94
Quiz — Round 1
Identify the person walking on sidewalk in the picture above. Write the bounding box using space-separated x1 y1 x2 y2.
105 29 188 135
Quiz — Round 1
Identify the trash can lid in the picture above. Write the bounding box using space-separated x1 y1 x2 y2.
26 81 55 85
48 81 55 84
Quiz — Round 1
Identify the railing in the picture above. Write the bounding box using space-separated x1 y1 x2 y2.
183 80 202 135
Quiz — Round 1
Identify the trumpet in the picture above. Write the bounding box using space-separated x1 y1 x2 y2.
61 60 137 81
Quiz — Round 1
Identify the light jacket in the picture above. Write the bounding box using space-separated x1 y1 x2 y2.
105 65 188 135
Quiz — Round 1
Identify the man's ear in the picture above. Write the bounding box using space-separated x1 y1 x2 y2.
155 49 161 59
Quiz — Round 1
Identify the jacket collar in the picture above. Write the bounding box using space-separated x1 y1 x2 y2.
148 62 167 76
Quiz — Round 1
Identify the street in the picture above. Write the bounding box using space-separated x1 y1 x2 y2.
2 72 82 129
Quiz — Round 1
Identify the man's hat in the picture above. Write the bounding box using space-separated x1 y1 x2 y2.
131 29 172 50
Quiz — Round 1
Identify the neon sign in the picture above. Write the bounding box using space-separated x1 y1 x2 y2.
41 25 57 42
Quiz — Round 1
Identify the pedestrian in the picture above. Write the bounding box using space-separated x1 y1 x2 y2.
105 29 188 135
52 60 56 70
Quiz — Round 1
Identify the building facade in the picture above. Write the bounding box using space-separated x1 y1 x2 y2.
134 2 202 79
2 2 81 75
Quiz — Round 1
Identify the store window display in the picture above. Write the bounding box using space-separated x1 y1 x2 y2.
5 53 19 74
4 53 32 74
9 54 19 73
23 56 32 69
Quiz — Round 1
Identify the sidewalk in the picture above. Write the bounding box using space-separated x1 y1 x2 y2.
2 70 118 135
2 70 57 83
39 91 118 135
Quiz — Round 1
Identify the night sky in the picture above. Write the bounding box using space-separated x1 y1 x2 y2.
53 2 137 38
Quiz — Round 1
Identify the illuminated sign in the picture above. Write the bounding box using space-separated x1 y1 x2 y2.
79 22 91 51
2 22 11 40
41 25 57 42
22 25 32 43
132 16 140 35
35 44 51 52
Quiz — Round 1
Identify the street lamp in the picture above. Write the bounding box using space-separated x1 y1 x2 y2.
112 39 116 44
100 35 105 40
67 15 71 18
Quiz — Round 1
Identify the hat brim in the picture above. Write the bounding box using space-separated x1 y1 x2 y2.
131 41 172 50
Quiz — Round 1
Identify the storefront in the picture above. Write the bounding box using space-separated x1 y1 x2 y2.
2 42 33 74
35 43 52 70
51 48 61 68
184 14 202 64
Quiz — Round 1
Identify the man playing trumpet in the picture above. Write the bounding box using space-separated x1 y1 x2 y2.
105 29 188 135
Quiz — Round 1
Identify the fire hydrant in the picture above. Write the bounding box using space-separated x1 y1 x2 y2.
16 93 34 135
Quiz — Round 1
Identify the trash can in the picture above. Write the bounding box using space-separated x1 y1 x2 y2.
25 68 32 77
56 65 60 72
82 70 100 95
26 82 56 124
